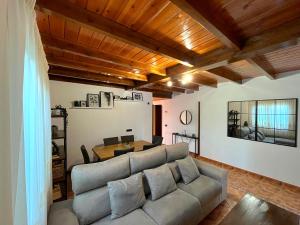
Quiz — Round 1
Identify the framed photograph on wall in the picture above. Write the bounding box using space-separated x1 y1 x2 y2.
100 91 114 109
87 94 100 107
80 101 87 107
132 92 143 101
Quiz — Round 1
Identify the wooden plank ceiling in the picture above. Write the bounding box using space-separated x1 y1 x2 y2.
36 0 300 98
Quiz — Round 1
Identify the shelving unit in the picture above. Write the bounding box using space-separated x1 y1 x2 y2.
51 108 68 202
228 110 240 137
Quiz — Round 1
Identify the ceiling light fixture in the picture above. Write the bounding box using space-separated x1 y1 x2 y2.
181 74 193 85
118 76 123 79
167 81 173 87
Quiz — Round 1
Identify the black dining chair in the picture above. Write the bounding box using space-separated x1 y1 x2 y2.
121 135 134 143
143 144 158 150
114 147 135 157
103 137 119 146
80 145 91 164
152 135 163 145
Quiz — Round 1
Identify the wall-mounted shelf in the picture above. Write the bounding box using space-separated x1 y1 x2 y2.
70 107 104 109
114 99 142 102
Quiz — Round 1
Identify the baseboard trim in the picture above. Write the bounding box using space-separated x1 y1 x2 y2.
190 153 300 191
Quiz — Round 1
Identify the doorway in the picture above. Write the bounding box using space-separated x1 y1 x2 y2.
152 105 162 136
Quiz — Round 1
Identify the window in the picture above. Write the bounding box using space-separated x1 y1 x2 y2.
228 99 297 147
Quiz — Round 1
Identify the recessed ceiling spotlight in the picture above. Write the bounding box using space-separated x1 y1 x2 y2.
107 73 111 76
167 81 173 87
133 69 140 74
118 76 123 79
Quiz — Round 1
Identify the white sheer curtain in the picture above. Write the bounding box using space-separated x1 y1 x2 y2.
0 0 51 225
249 100 296 138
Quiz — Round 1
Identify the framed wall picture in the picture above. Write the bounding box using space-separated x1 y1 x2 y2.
132 92 143 101
87 94 100 107
80 101 87 107
100 91 114 109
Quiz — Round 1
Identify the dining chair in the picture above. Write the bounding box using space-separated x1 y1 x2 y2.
143 144 158 150
114 147 135 157
80 145 91 164
81 145 101 163
152 135 163 145
121 135 134 143
103 137 119 146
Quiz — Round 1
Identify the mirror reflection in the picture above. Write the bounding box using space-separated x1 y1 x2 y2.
180 110 192 125
228 99 297 147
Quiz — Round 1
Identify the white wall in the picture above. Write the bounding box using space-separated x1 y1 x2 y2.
154 75 300 187
50 81 152 168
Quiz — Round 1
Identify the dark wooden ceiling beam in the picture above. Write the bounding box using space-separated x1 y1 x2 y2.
135 72 217 89
166 17 300 78
46 55 148 81
246 56 276 80
153 91 173 99
232 18 300 61
42 34 166 76
208 67 244 84
276 69 300 79
36 0 195 65
170 0 243 50
170 80 199 91
138 88 173 99
49 74 126 89
48 67 135 86
145 84 186 93
189 74 218 88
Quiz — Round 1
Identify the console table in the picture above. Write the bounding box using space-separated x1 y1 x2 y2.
172 132 199 155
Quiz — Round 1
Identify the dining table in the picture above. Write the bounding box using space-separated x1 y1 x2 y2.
92 140 151 161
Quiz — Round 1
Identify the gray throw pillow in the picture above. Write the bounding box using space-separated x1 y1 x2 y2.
176 156 200 184
107 173 146 219
144 164 177 200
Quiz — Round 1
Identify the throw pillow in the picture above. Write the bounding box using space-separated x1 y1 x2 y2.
107 173 146 219
144 164 177 200
176 156 200 184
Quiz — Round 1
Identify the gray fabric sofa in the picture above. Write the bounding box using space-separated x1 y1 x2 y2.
48 143 228 225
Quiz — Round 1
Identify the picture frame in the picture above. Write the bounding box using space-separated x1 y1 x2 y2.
132 92 143 101
80 101 87 107
100 91 114 109
87 94 100 107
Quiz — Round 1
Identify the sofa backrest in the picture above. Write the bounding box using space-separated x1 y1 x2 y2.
70 142 189 225
166 142 189 162
71 154 130 225
129 145 166 174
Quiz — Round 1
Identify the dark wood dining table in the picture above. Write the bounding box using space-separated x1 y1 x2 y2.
92 140 151 161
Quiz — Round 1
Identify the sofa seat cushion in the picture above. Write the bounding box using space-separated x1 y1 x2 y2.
177 175 222 206
91 209 156 225
142 189 201 225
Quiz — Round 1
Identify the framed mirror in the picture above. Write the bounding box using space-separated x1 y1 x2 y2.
180 110 192 125
228 98 298 147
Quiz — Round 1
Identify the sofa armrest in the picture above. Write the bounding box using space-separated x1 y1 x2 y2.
193 159 228 201
48 200 79 225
